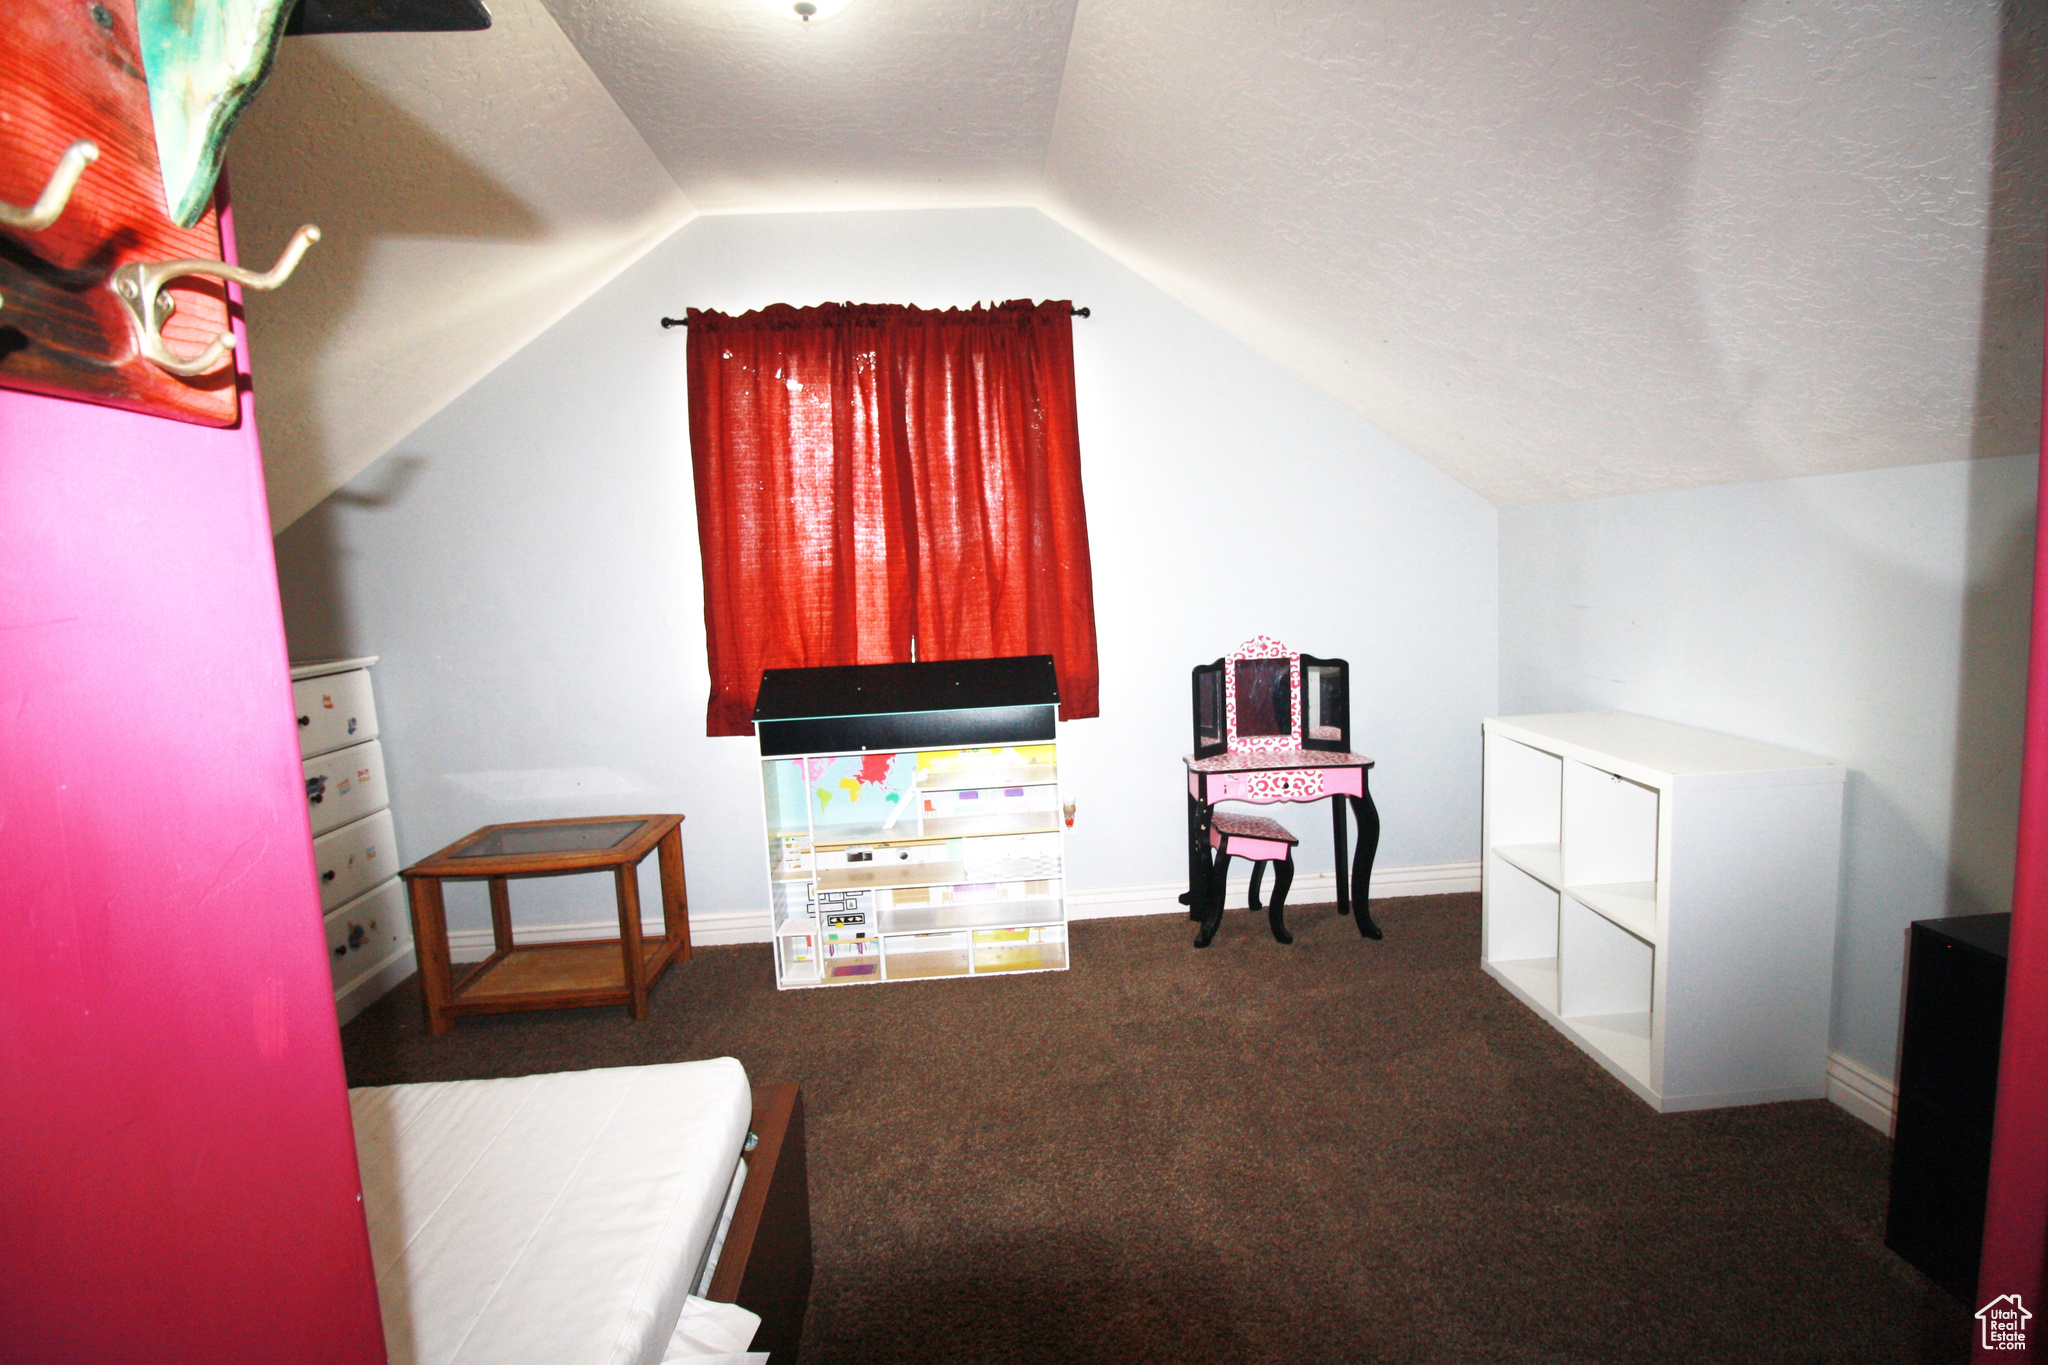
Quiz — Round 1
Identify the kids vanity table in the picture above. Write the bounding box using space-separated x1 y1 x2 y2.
1183 637 1382 944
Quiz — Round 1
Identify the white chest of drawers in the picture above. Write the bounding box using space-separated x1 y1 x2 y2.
293 657 413 1024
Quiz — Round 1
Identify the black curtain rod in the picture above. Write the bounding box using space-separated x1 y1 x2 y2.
660 306 1089 330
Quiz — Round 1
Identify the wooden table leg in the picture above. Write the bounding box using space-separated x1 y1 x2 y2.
1349 784 1384 940
616 863 648 1020
406 876 455 1035
488 876 513 955
1333 796 1352 917
657 825 692 963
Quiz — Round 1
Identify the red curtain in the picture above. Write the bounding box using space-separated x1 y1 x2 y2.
686 300 1100 736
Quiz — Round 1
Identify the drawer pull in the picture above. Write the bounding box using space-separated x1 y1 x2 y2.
111 225 321 377
322 870 336 882
298 714 311 727
306 774 327 805
0 140 98 233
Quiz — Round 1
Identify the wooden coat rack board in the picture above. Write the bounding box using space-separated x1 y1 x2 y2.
3 0 239 426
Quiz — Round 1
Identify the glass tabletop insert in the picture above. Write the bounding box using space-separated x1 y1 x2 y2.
453 819 648 859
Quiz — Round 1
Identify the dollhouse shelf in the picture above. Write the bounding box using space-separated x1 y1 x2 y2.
914 767 1058 792
1481 713 1845 1112
817 862 971 892
809 812 1064 847
753 656 1069 991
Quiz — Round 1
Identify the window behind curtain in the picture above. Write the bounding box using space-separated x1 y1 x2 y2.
686 300 1100 736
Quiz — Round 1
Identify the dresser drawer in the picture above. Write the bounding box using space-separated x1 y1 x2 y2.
313 808 398 912
304 739 388 837
293 668 378 759
325 878 412 995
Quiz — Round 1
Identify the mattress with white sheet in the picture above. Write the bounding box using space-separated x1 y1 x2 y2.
350 1058 755 1365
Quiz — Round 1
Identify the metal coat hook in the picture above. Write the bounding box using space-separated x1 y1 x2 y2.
111 225 321 377
0 140 100 232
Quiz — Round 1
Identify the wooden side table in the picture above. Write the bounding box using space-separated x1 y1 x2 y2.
401 814 691 1034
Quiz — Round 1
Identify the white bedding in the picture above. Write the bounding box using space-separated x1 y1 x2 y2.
351 1058 754 1365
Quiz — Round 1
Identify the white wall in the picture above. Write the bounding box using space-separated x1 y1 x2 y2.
273 206 1498 942
1498 456 2036 1079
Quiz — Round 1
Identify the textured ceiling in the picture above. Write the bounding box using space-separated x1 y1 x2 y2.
227 0 2046 524
1045 0 2046 504
537 0 1077 211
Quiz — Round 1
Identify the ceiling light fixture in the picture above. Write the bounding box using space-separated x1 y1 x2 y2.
762 0 855 22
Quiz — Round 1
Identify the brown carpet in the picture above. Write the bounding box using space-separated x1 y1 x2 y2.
341 895 1969 1364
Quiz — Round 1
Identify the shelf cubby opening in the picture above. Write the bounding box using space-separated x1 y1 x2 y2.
909 744 1058 792
882 932 972 980
971 925 1067 974
971 941 1069 974
1486 734 1561 848
761 758 812 839
1485 853 1559 966
1562 759 1659 893
775 934 820 983
879 897 1062 935
1558 897 1654 1084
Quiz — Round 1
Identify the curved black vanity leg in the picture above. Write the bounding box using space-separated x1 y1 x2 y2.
1332 797 1351 916
1183 794 1209 914
1247 860 1266 913
1349 786 1383 940
1268 855 1295 944
1195 851 1232 948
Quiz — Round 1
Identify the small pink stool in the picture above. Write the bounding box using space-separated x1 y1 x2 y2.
1197 811 1299 947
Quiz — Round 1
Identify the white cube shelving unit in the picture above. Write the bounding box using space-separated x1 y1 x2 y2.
1481 712 1845 1112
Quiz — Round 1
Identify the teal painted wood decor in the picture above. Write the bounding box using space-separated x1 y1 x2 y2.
137 0 297 227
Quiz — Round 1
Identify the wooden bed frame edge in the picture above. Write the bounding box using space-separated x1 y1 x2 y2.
708 1081 813 1363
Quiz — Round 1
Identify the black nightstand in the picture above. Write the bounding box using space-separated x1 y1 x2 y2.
1885 912 2010 1299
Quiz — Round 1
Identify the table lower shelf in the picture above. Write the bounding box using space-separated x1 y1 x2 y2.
447 937 681 1015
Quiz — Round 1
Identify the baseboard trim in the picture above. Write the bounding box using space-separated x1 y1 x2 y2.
442 861 1482 957
1066 861 1480 920
1826 1051 1896 1135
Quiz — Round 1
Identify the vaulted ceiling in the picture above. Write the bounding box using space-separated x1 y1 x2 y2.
229 0 2047 529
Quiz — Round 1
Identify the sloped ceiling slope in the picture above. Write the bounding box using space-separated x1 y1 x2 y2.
236 0 2044 526
227 0 692 530
1044 0 2048 505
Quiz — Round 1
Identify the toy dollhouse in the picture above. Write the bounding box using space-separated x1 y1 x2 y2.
752 655 1069 987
